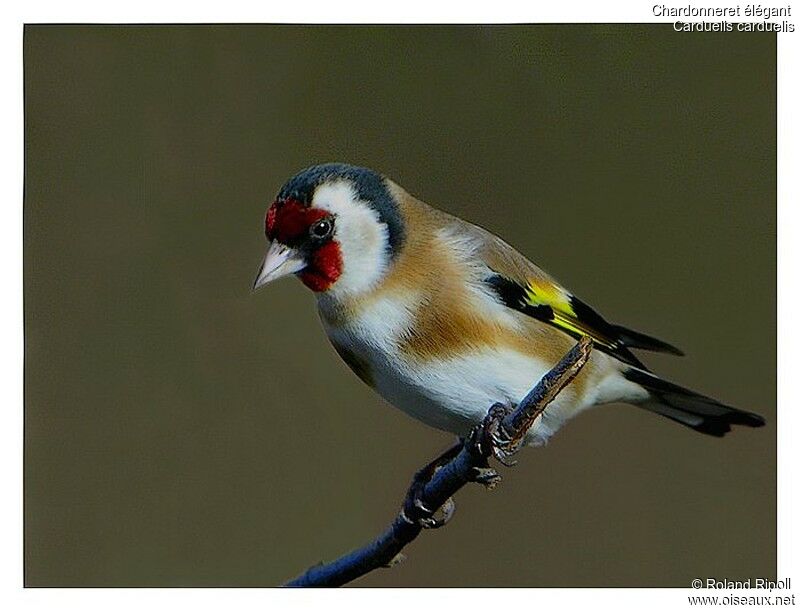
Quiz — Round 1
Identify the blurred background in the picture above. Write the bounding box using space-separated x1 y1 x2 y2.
24 25 776 587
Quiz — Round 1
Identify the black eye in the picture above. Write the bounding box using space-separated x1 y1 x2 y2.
309 218 334 240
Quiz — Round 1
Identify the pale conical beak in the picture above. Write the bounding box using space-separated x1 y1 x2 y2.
252 241 306 291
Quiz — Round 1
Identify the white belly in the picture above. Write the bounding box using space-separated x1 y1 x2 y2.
323 315 601 446
377 347 587 445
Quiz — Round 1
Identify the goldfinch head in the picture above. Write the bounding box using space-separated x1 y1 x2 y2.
253 163 405 296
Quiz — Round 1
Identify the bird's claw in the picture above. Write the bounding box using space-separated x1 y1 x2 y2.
401 494 455 529
490 440 518 467
469 466 502 489
418 496 455 529
474 402 522 466
399 442 461 529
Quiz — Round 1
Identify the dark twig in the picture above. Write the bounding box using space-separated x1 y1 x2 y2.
285 337 593 587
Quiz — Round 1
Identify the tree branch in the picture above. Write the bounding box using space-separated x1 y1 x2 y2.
285 336 593 587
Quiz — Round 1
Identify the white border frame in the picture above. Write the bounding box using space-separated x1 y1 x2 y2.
2 2 795 609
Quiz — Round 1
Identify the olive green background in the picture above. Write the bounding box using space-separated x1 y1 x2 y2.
24 25 776 587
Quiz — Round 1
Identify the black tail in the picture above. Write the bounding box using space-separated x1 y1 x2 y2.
613 324 685 356
624 368 765 437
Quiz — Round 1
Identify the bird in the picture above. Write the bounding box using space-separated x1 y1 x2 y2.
253 162 764 447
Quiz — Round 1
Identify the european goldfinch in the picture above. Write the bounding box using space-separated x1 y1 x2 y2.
253 163 764 446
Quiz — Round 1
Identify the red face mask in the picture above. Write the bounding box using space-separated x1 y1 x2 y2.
264 198 343 291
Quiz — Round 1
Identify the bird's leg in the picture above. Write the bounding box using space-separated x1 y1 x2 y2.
459 403 516 488
400 440 462 529
474 402 520 467
400 402 524 527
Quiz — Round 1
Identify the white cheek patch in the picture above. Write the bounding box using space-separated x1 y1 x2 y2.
312 181 391 296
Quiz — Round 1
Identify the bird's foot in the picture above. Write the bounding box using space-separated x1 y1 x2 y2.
476 402 521 467
399 441 461 529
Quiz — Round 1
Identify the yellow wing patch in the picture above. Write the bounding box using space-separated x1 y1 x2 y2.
523 279 617 349
485 272 678 368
